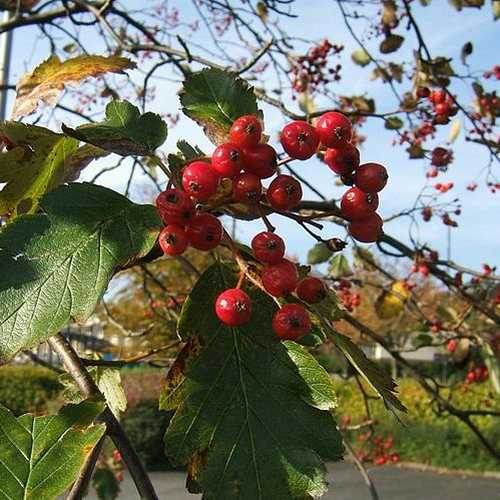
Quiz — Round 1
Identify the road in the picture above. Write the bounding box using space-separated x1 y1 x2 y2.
86 462 500 499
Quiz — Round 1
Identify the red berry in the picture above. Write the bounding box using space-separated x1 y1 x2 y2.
233 172 262 203
211 143 244 178
267 174 303 210
465 371 476 384
242 143 277 179
262 259 299 297
434 102 450 116
272 304 311 340
251 231 285 264
280 120 319 160
187 213 223 251
374 456 387 466
229 115 262 148
324 143 360 176
447 339 458 353
182 161 219 201
354 163 388 193
429 90 446 105
156 188 195 226
297 277 327 304
215 288 252 326
315 111 353 148
341 187 379 220
348 213 383 243
158 225 189 256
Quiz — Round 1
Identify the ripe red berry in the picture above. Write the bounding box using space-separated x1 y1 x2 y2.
261 259 299 297
280 120 319 160
324 143 360 176
229 115 262 148
242 143 277 179
434 102 450 116
341 187 379 220
156 188 195 226
429 90 446 105
272 304 311 340
315 111 353 148
211 143 244 178
348 213 383 243
232 172 262 203
187 213 223 251
296 277 327 304
158 225 189 256
267 174 303 210
251 231 285 264
182 161 219 201
215 288 252 326
354 163 388 193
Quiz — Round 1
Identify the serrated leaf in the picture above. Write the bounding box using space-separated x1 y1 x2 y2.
0 399 105 500
385 116 404 130
307 242 333 265
328 254 352 278
351 49 371 67
0 183 161 362
161 263 343 499
380 34 404 54
62 100 167 156
12 55 135 120
180 68 259 145
92 468 121 500
448 118 462 143
60 367 127 417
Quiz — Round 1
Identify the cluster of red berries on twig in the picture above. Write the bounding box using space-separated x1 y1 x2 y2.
416 87 458 125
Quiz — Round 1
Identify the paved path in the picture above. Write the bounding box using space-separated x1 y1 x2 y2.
86 462 500 499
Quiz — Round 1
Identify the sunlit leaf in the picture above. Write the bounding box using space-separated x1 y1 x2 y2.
448 118 462 143
351 49 371 67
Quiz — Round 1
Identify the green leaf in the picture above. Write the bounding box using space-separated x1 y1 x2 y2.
62 100 168 156
379 34 405 54
93 468 121 500
0 399 105 500
385 116 404 130
307 242 333 265
161 263 343 499
0 183 162 362
351 49 371 67
60 367 127 417
180 68 259 144
328 254 352 278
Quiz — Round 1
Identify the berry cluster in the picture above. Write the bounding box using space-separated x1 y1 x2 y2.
465 365 489 385
334 279 361 312
355 430 399 466
416 87 458 125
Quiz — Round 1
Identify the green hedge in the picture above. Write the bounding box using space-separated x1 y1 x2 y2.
0 365 62 415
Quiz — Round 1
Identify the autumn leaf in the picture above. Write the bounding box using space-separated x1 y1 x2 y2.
12 55 136 120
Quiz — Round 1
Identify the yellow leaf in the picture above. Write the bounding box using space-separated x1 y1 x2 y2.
375 281 409 319
12 55 136 120
448 118 462 143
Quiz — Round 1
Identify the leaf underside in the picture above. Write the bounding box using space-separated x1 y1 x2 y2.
0 182 161 362
161 263 343 500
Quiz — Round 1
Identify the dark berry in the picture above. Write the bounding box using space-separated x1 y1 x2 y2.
242 143 277 179
267 174 303 211
315 111 353 148
348 213 383 243
182 161 219 201
354 163 388 193
251 231 285 264
158 225 189 256
341 187 379 220
229 115 262 148
272 304 311 340
280 120 319 160
261 259 299 297
233 172 262 203
212 143 244 178
324 143 360 176
296 277 327 304
187 213 223 250
215 288 252 326
156 188 195 226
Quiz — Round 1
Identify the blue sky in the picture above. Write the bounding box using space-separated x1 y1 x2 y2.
3 0 499 271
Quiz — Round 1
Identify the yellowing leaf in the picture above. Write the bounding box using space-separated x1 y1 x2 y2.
12 55 136 120
351 49 371 67
448 118 462 143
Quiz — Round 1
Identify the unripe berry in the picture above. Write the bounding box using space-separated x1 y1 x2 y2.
296 277 327 304
229 115 262 148
341 187 379 220
182 161 219 201
280 120 319 160
212 143 244 178
272 303 311 340
261 259 299 297
215 288 252 326
354 163 388 193
251 231 285 264
348 213 383 243
187 213 223 250
158 225 189 256
156 188 195 226
232 172 262 203
267 174 303 210
315 111 353 148
242 143 277 179
324 143 360 176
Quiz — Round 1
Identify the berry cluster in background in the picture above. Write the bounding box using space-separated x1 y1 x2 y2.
155 111 389 340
